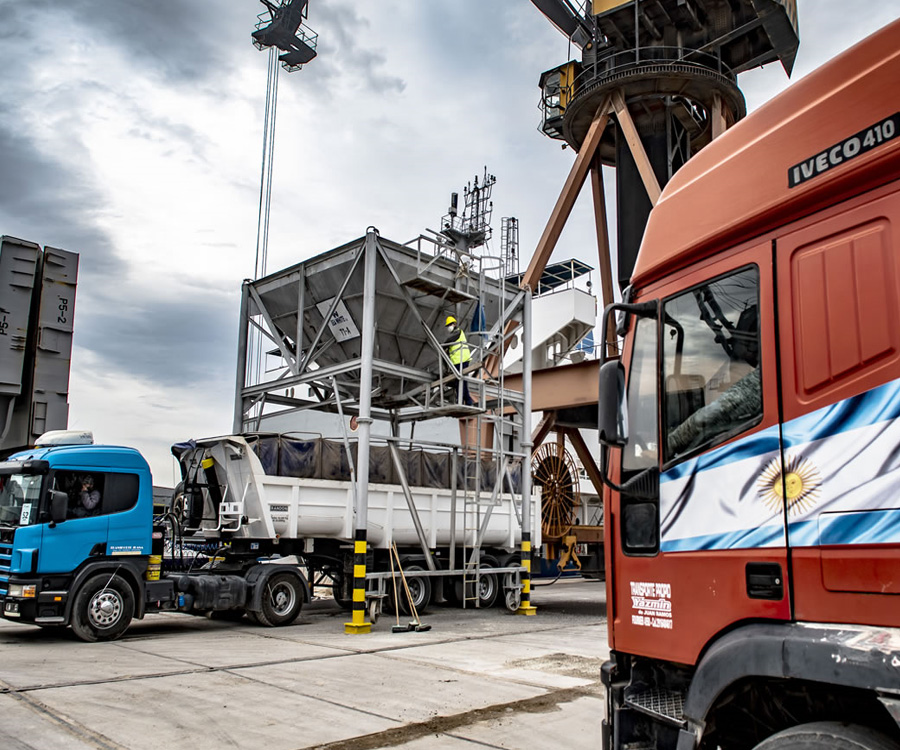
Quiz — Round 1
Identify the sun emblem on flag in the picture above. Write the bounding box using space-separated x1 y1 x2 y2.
756 454 822 516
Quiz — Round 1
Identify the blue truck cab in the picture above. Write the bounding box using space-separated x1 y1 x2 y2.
0 443 158 639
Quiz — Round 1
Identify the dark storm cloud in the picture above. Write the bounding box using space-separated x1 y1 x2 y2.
76 287 238 388
0 120 125 278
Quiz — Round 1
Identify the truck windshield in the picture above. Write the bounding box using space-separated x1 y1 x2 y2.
0 474 43 527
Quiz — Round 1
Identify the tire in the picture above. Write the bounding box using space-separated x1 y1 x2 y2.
754 722 900 750
397 564 431 617
450 556 500 608
444 574 463 606
502 555 522 612
71 574 135 642
254 572 304 627
476 556 499 608
329 567 352 611
368 598 380 625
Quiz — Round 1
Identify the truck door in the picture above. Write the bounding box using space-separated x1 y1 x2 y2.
776 185 900 626
39 469 109 573
612 242 791 666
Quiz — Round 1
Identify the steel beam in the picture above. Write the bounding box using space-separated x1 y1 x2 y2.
590 153 619 357
296 269 306 372
531 411 557 455
522 99 612 292
388 442 437 570
488 101 611 377
612 90 662 206
561 426 605 502
233 281 251 433
300 247 363 373
504 359 601 413
248 284 300 376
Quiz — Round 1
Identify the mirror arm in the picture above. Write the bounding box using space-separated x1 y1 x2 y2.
599 443 628 493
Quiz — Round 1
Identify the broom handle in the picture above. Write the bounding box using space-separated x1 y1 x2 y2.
392 542 421 624
388 540 401 627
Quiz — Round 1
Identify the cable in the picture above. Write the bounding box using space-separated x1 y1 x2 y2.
250 46 281 399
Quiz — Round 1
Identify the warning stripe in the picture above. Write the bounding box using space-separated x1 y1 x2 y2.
350 529 368 619
520 532 533 607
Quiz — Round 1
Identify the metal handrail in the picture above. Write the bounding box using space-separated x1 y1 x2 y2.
542 45 738 127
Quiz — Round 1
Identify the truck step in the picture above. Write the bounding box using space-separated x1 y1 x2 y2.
624 686 686 726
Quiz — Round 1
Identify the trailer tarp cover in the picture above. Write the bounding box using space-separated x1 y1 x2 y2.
246 435 520 492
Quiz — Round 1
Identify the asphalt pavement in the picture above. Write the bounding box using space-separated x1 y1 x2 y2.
0 577 608 750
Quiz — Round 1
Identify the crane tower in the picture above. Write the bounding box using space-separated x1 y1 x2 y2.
532 0 799 289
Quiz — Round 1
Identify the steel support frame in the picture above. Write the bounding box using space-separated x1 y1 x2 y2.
235 229 533 629
345 230 378 634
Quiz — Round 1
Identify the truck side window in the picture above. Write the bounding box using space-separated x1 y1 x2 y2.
663 266 762 463
53 471 139 518
103 473 140 513
54 471 104 519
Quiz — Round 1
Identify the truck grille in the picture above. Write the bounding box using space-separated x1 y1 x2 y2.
0 542 12 597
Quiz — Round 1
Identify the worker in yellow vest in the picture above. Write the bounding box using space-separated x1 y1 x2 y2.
444 315 474 405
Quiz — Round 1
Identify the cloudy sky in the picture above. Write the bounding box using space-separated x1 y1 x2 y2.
1 0 897 482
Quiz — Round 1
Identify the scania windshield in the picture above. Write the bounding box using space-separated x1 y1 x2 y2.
0 474 43 527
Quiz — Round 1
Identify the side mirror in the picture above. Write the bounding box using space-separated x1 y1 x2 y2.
599 360 628 447
49 490 68 526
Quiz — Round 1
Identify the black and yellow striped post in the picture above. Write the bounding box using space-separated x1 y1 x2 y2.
517 285 537 616
346 528 371 633
344 230 379 634
517 531 537 615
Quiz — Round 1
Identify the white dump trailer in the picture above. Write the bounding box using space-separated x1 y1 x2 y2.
172 433 541 617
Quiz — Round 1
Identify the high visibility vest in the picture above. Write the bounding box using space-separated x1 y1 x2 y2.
449 329 471 365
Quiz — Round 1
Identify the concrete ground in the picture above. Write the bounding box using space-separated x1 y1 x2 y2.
0 577 608 750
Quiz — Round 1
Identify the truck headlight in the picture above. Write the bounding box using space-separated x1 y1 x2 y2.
7 584 35 598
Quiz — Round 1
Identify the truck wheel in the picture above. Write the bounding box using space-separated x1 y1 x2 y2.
398 564 431 616
452 556 500 608
255 572 303 627
477 556 499 608
71 574 135 642
754 722 900 750
329 567 352 611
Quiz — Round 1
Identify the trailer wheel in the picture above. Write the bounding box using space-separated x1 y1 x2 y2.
451 556 500 608
71 574 135 642
753 722 900 750
477 556 500 608
328 567 352 611
254 572 303 627
397 564 431 616
502 555 522 612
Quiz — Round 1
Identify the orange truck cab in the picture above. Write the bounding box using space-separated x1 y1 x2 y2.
597 19 900 750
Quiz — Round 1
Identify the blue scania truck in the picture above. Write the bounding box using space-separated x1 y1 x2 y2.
0 433 311 641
